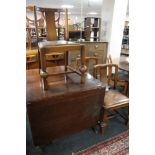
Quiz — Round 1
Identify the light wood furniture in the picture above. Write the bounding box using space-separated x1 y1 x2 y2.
26 67 106 146
93 63 129 133
26 5 46 69
34 7 69 42
34 6 87 90
38 41 87 90
69 41 108 65
26 41 108 70
26 5 45 50
26 6 69 70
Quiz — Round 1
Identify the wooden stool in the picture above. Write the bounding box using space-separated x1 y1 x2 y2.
38 40 87 90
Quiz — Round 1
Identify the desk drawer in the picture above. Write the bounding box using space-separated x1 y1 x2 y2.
88 43 106 51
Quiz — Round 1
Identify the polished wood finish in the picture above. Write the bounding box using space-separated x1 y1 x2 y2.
38 40 87 90
26 67 106 146
93 63 129 133
26 41 108 70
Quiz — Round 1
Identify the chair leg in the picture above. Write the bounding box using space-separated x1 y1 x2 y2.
100 110 108 134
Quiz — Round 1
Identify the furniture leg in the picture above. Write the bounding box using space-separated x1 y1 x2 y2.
100 110 108 134
40 50 48 90
79 46 87 83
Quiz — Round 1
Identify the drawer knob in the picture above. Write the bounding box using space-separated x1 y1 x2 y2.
95 45 98 49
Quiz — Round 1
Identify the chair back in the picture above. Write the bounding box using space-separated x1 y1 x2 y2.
34 6 69 42
93 64 118 88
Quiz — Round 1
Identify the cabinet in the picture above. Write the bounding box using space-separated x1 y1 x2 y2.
84 17 101 41
69 41 108 74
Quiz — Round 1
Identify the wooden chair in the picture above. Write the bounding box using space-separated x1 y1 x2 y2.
93 63 129 133
34 6 68 68
107 54 129 95
26 5 45 69
34 6 87 90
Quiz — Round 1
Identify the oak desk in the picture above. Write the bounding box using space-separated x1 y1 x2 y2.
26 66 105 146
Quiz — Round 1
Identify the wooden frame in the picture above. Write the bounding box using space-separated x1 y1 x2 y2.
38 41 87 90
33 6 87 90
93 63 129 133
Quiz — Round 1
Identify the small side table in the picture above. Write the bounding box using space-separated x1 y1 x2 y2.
38 40 87 90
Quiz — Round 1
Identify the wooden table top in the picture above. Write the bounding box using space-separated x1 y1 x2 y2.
38 40 85 49
26 66 106 103
119 56 129 72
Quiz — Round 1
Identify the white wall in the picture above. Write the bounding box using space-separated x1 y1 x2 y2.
109 0 128 63
100 0 128 63
100 0 115 42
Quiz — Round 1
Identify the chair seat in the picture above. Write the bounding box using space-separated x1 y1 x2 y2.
26 49 38 56
104 90 129 109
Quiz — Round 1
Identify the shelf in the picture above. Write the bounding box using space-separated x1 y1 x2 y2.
84 17 101 41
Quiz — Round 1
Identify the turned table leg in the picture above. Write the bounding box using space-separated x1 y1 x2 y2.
79 45 87 83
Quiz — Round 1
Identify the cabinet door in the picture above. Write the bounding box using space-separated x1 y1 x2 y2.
68 50 80 65
86 42 107 63
68 42 108 73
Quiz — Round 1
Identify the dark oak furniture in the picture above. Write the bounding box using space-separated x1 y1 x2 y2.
26 66 106 146
93 63 129 133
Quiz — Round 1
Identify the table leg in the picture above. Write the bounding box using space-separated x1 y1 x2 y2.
40 50 48 90
79 46 87 83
